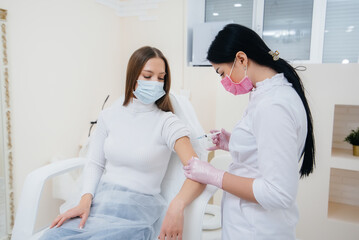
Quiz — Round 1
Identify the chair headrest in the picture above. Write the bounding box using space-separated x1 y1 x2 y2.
169 93 207 160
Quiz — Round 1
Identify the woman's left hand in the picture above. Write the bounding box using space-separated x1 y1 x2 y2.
158 200 184 240
184 157 225 188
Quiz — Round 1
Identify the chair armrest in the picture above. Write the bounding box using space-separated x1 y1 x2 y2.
11 157 86 240
182 184 219 240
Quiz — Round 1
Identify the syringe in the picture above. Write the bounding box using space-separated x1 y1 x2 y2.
196 131 221 140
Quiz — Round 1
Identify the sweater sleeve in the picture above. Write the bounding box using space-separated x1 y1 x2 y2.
252 100 300 210
81 111 108 197
161 113 190 151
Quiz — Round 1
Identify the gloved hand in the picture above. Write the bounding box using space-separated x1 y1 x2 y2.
207 128 231 151
183 157 225 189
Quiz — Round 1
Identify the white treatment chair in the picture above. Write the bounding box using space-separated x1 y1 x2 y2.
201 153 232 240
12 93 219 240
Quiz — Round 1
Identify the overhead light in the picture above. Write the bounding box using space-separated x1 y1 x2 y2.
213 12 219 16
346 25 354 32
342 59 349 64
263 30 296 37
234 3 242 7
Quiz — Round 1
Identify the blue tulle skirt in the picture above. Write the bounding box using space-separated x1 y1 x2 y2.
40 182 167 240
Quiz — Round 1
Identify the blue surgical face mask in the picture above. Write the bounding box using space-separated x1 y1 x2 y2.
133 80 166 104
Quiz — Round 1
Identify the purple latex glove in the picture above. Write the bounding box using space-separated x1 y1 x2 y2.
183 157 225 189
207 128 231 151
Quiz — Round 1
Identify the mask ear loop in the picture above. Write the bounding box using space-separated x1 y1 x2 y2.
244 65 247 77
228 58 237 77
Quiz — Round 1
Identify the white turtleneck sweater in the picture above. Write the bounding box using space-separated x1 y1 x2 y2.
81 98 190 196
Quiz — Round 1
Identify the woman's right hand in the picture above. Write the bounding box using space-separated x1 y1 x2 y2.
49 193 92 229
207 128 231 151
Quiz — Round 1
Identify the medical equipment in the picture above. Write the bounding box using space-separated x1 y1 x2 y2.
196 131 221 140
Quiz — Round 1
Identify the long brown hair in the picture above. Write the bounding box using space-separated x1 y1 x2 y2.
123 46 173 112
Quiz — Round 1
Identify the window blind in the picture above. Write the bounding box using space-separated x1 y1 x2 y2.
262 0 314 61
205 0 253 29
323 0 359 63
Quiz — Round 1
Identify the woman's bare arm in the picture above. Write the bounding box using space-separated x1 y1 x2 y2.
158 136 206 240
172 136 206 206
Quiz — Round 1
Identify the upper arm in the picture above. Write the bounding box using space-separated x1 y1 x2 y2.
174 137 198 166
252 101 300 209
81 111 108 196
161 113 191 151
86 111 108 167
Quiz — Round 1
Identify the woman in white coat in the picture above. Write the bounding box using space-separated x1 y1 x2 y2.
184 24 315 239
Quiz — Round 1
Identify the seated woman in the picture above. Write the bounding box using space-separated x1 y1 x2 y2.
40 46 205 240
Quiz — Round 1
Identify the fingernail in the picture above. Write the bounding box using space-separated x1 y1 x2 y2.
79 226 83 229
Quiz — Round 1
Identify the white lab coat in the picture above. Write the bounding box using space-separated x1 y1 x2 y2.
222 73 307 240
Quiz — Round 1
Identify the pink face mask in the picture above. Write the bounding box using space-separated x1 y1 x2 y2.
221 59 253 95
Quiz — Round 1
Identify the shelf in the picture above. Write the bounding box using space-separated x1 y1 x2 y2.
331 148 359 171
328 201 359 224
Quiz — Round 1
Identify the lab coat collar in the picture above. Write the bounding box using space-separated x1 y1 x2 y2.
251 73 292 95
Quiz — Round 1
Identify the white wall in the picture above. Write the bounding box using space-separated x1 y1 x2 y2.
0 0 123 226
295 64 359 240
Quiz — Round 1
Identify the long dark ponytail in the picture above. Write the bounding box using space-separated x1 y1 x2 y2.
208 24 315 178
